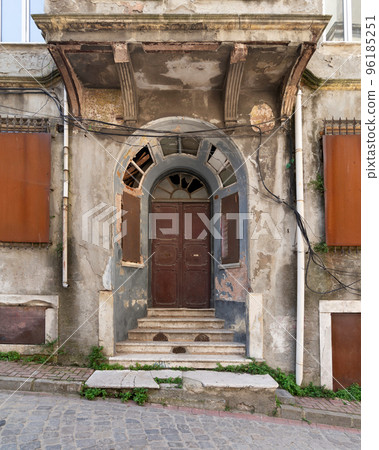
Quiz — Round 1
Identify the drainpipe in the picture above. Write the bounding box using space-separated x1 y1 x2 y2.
62 88 69 288
295 89 305 386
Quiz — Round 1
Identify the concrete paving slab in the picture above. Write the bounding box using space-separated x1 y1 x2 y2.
149 370 182 379
86 370 159 389
183 371 278 389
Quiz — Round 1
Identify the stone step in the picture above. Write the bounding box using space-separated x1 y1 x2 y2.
147 308 215 318
108 354 253 369
116 341 246 355
137 318 225 329
127 328 234 342
86 369 277 414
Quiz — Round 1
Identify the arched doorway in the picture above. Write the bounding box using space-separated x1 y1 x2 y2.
150 172 211 308
112 117 250 346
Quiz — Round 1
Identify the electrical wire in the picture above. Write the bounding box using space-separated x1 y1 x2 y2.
0 86 362 292
1 86 285 137
253 123 361 296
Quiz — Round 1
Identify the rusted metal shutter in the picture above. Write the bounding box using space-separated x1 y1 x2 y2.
0 133 51 243
331 313 361 391
122 190 141 263
0 306 46 345
323 135 361 246
221 192 239 264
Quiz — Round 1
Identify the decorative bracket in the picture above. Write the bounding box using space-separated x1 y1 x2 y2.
280 42 317 118
224 44 248 126
112 43 138 123
48 44 83 117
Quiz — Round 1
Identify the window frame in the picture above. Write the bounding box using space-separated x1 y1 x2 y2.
0 0 44 43
323 0 360 42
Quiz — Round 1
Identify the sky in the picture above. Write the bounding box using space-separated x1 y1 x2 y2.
1 0 44 42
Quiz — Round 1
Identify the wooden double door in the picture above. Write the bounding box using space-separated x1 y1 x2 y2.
151 202 211 308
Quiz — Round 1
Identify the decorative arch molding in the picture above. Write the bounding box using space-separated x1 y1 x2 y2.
112 117 250 343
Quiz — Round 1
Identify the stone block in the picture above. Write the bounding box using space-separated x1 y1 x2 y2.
182 371 278 415
304 408 354 428
275 388 296 405
0 376 33 392
149 387 226 410
279 404 304 421
33 379 82 394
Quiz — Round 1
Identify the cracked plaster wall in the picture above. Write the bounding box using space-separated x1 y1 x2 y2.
0 30 361 376
45 0 322 15
300 43 361 385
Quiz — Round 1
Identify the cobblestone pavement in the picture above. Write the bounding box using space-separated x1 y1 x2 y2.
0 361 93 382
0 391 360 450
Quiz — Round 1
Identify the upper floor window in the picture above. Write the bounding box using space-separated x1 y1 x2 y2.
324 0 361 42
0 0 44 43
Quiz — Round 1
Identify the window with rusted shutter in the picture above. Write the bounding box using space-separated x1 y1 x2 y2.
122 190 141 263
221 192 239 264
0 133 51 243
323 133 361 246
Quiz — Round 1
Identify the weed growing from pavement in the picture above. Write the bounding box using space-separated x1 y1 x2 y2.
129 362 194 371
87 346 125 370
0 339 66 365
154 376 183 388
214 360 361 402
80 385 148 405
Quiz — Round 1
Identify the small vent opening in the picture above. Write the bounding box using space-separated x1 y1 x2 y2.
194 333 210 342
153 332 168 341
172 346 186 354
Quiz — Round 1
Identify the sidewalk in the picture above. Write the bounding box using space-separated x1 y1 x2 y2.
0 360 360 429
0 360 93 394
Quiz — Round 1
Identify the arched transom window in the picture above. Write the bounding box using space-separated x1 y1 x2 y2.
122 140 237 190
153 173 208 200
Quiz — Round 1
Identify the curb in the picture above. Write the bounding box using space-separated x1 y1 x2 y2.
0 376 83 395
278 403 360 429
0 376 361 430
275 388 360 430
147 403 361 434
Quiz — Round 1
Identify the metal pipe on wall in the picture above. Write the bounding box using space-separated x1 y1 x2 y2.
62 88 69 288
295 89 305 386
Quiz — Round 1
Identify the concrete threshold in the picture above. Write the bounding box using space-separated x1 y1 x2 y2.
85 369 278 415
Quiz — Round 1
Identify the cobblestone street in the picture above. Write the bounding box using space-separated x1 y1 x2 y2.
0 391 360 449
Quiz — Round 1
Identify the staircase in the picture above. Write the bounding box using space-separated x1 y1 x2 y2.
108 308 252 369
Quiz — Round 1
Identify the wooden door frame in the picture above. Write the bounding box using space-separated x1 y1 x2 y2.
319 300 361 389
149 197 213 309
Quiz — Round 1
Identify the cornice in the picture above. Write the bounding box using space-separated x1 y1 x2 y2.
302 69 361 91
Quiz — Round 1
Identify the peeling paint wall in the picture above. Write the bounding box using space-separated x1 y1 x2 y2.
1 8 360 379
301 42 361 384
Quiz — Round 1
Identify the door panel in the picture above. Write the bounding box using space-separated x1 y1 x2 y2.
331 313 361 391
182 203 210 308
151 202 210 308
151 203 180 307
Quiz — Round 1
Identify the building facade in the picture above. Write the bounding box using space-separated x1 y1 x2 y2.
0 0 361 388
